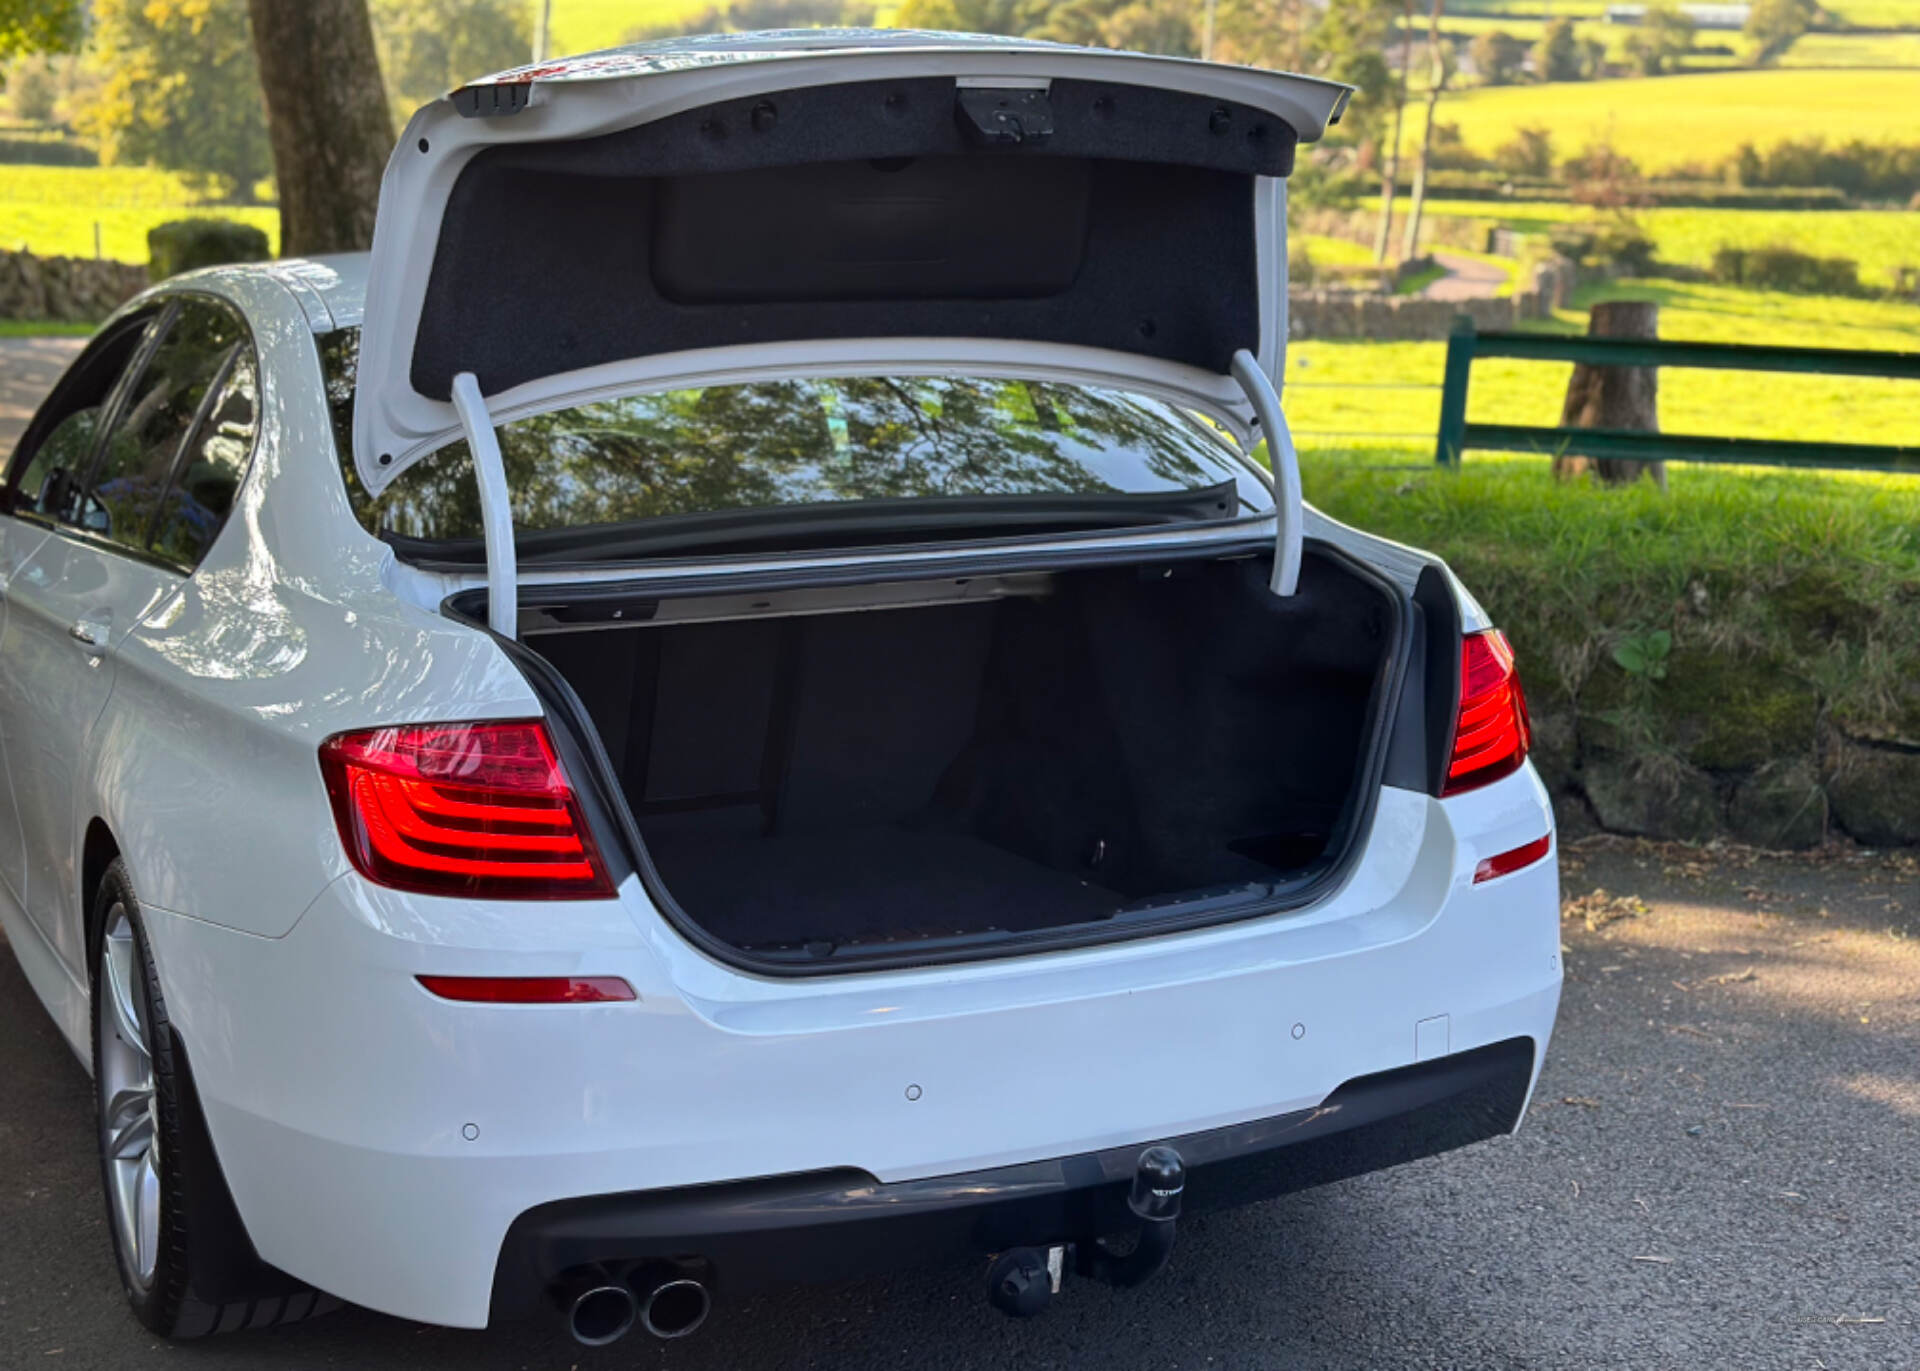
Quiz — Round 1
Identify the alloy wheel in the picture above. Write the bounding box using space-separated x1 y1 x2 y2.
97 903 161 1292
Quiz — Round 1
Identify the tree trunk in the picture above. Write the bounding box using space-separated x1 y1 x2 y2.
1399 0 1447 264
247 0 394 257
1552 299 1667 489
1373 0 1417 264
1400 83 1441 262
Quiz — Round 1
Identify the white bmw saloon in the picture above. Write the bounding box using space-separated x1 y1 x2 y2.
0 30 1559 1346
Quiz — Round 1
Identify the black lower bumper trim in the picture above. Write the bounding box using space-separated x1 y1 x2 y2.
490 1037 1535 1322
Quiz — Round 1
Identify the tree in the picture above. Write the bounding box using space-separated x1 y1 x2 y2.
0 0 80 63
1024 0 1115 44
372 0 530 117
78 0 271 202
1469 28 1525 85
1493 124 1553 178
1209 0 1314 70
6 53 57 122
247 0 395 255
1579 33 1609 78
1624 0 1694 75
1309 0 1402 150
624 0 866 43
1533 17 1584 81
1098 0 1197 54
893 0 1043 34
1743 0 1816 65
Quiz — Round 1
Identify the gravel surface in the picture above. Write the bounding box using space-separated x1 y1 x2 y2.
2 838 1915 1369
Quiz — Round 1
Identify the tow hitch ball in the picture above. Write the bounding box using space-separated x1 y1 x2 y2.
986 1146 1186 1318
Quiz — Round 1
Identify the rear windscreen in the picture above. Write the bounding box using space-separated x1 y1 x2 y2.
321 328 1270 545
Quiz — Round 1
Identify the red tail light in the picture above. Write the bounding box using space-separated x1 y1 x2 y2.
320 721 615 899
1444 630 1532 796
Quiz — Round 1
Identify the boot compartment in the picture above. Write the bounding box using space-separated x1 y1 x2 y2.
520 547 1405 968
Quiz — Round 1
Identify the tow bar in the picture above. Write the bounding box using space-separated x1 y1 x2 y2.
986 1146 1186 1318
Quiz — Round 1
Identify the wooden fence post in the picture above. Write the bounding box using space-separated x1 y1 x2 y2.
1435 314 1475 466
1554 300 1667 489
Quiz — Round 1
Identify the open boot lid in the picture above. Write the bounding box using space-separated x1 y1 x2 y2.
351 29 1351 494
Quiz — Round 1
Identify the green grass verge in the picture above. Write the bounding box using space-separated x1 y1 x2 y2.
1408 69 1920 175
1298 443 1920 768
0 318 94 335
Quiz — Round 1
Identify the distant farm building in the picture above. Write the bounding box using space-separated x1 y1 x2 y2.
1603 3 1751 28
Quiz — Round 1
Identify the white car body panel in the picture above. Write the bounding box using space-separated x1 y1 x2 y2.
0 36 1558 1340
0 256 1558 1327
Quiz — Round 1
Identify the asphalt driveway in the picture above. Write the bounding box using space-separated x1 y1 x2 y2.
2 837 1915 1369
0 336 85 455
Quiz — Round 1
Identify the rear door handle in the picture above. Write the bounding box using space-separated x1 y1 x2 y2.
69 618 109 650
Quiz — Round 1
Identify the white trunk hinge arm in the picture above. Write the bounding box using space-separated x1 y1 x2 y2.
1230 348 1302 597
450 371 518 638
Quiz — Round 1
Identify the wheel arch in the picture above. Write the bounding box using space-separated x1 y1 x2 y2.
81 817 122 972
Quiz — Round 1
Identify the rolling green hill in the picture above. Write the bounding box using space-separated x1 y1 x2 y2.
1405 68 1920 173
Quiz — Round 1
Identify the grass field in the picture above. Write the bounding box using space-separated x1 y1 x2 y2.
1439 21 1920 66
1397 197 1920 288
1284 279 1920 450
1778 31 1920 65
547 0 721 51
1298 233 1380 267
1409 69 1920 173
0 165 278 264
1821 0 1920 24
542 3 1920 55
1449 0 1920 19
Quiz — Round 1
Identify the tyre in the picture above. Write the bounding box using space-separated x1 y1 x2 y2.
90 857 338 1337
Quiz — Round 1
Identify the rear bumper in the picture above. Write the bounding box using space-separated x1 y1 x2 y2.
489 1036 1535 1321
138 770 1560 1329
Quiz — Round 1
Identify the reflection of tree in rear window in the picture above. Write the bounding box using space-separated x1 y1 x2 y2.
320 331 1269 543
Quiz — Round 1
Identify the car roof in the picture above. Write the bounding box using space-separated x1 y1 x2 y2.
261 254 371 332
157 253 372 333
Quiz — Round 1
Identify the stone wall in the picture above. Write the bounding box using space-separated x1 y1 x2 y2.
1523 646 1920 850
0 249 149 322
1286 290 1521 341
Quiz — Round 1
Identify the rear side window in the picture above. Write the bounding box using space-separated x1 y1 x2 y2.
148 345 258 566
79 300 247 556
4 312 157 521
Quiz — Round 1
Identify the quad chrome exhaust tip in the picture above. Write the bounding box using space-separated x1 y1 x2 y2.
638 1274 712 1339
554 1265 712 1344
557 1274 638 1347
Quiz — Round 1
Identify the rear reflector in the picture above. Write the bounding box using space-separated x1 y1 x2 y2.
320 720 615 899
416 975 636 1004
1443 629 1532 796
1473 834 1553 884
